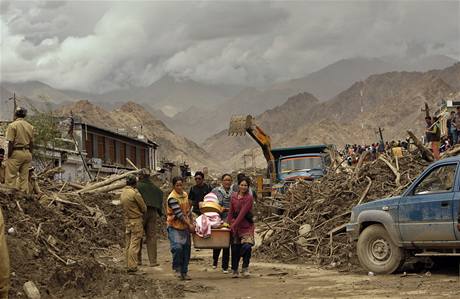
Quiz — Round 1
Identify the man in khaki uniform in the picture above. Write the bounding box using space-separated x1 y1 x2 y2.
120 175 146 272
5 107 34 193
0 207 10 299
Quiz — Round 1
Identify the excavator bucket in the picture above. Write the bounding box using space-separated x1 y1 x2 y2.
228 115 254 136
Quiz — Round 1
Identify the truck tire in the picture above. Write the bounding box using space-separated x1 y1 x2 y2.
357 224 404 274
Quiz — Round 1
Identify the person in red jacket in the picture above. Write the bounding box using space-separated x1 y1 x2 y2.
228 177 255 278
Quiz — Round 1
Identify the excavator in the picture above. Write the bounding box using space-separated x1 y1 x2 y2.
228 115 276 182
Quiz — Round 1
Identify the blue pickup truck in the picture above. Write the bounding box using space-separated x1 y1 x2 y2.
347 157 460 274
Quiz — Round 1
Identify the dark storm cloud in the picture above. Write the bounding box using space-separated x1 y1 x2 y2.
1 0 459 92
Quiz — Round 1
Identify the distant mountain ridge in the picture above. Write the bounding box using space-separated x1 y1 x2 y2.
2 55 458 143
203 63 460 170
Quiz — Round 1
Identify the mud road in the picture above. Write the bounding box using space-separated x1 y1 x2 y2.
136 241 460 299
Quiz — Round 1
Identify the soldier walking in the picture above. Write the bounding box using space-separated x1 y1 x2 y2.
4 107 34 193
120 175 147 273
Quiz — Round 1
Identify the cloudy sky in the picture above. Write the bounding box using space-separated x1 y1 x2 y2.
1 0 459 93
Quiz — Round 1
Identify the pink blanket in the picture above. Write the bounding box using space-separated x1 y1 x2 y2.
195 212 223 238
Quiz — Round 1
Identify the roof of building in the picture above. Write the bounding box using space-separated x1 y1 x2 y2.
74 120 158 148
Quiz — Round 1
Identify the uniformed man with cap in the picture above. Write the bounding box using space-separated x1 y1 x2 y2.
5 107 34 193
120 174 147 272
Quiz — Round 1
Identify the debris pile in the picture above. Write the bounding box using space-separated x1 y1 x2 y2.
1 174 177 298
256 153 429 270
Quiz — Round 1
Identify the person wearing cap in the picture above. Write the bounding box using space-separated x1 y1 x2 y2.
120 175 147 273
0 148 5 184
4 107 34 193
0 206 10 299
136 171 163 267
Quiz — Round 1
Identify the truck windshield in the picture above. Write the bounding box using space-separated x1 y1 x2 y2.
280 156 323 173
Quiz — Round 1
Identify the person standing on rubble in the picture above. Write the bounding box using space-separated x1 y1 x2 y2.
455 106 460 144
188 171 212 217
136 171 163 267
425 116 441 160
448 111 456 144
120 175 147 273
4 107 34 193
167 176 194 280
0 206 10 299
229 177 255 278
211 173 233 273
0 149 5 184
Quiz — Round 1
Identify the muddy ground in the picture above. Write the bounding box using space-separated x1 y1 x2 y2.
140 241 460 299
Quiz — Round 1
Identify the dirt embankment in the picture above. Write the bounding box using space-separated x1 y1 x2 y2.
1 189 181 298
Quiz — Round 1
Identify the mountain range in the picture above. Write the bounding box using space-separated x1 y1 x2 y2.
202 62 460 170
1 55 459 172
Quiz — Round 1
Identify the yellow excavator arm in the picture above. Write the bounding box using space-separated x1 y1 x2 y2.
228 115 276 181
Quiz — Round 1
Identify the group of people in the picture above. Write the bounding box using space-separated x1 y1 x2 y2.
166 171 255 279
1 107 35 298
342 140 410 165
120 170 256 281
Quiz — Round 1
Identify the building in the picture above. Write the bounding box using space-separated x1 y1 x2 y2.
0 118 159 182
73 120 158 171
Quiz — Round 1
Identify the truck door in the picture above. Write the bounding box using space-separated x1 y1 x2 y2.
398 163 457 242
454 187 460 240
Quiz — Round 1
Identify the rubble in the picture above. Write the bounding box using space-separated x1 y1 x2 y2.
256 152 430 270
1 170 178 298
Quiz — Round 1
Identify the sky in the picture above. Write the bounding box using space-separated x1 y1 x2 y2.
1 0 459 93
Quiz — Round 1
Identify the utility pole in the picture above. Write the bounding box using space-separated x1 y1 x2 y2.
8 92 17 120
375 127 385 152
421 102 431 118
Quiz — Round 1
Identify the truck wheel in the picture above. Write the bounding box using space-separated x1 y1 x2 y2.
357 224 404 274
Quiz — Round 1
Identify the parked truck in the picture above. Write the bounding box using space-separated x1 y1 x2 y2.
270 145 331 195
347 157 460 274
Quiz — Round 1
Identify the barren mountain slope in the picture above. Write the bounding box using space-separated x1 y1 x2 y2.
202 93 321 162
55 101 223 172
168 86 302 143
110 102 223 171
204 64 460 169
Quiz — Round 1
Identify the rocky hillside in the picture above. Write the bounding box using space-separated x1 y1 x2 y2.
203 63 460 170
274 55 458 101
55 100 223 172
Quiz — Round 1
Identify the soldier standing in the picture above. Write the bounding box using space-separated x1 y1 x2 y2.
5 107 34 193
120 175 147 273
0 206 10 299
136 171 163 267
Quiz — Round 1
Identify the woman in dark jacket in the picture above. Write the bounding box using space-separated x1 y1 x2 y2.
228 177 254 278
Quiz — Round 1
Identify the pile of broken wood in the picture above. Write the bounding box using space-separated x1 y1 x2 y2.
256 142 460 269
